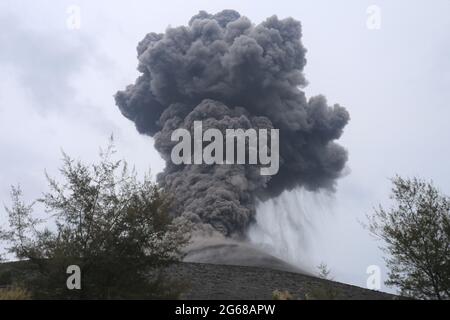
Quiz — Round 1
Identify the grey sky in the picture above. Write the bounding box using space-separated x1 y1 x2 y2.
0 0 449 293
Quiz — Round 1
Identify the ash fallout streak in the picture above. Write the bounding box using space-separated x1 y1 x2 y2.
115 10 349 238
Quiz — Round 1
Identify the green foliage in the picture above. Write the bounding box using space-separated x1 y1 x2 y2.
0 140 191 299
305 263 340 300
304 286 339 300
272 289 294 300
367 176 450 300
0 286 31 300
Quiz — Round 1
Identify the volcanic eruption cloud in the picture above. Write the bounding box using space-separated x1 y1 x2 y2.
115 10 349 238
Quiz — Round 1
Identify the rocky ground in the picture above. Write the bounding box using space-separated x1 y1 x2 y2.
168 262 397 300
0 260 397 299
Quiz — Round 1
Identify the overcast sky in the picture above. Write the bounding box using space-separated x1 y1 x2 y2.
1 0 449 293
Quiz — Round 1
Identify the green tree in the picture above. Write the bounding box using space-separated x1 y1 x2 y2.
367 176 450 299
0 140 190 299
305 263 340 300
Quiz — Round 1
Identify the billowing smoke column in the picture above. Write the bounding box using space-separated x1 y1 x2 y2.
115 10 349 237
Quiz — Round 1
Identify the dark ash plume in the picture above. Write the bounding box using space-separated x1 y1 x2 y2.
115 10 349 236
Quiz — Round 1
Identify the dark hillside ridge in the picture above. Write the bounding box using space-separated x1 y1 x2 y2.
0 261 397 299
168 262 397 300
